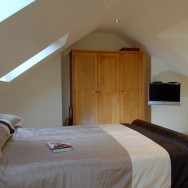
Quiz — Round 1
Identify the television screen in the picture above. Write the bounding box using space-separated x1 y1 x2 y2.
148 82 181 105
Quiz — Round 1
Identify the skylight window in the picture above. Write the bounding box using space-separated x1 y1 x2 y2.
0 0 36 22
0 33 69 82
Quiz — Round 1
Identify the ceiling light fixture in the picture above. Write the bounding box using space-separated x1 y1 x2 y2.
114 19 120 23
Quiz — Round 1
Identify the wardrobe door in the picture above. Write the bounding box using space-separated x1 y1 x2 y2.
72 51 98 125
97 52 119 124
119 52 143 123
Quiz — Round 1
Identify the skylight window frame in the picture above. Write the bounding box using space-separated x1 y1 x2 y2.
0 34 69 82
0 0 36 22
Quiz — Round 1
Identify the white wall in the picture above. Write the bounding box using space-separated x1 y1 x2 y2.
0 55 62 128
1 31 188 133
0 32 130 128
151 57 188 132
62 32 188 133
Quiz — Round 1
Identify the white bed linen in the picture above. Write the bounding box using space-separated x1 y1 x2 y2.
99 124 171 188
0 124 171 188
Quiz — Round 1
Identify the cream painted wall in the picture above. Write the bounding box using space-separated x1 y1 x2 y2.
0 32 130 128
0 55 62 128
1 31 187 133
151 57 188 133
62 32 188 133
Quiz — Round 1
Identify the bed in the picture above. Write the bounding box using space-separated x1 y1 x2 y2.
0 114 188 188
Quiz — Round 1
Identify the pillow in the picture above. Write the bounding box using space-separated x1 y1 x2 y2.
0 114 21 125
0 123 11 158
0 119 15 134
0 114 22 134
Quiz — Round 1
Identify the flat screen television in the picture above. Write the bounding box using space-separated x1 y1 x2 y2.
148 82 181 105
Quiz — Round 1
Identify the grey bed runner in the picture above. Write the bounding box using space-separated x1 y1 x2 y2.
1 125 132 188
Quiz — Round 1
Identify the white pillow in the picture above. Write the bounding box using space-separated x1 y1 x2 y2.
0 123 11 158
0 119 15 134
0 114 22 134
0 114 22 125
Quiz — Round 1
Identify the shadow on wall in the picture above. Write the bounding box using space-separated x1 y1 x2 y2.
153 71 188 97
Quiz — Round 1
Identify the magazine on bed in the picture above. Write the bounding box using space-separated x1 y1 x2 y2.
47 141 72 153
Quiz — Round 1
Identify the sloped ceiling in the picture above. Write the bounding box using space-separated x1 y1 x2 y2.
1 0 188 81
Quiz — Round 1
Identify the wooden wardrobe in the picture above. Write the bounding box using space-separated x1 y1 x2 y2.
70 49 150 125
